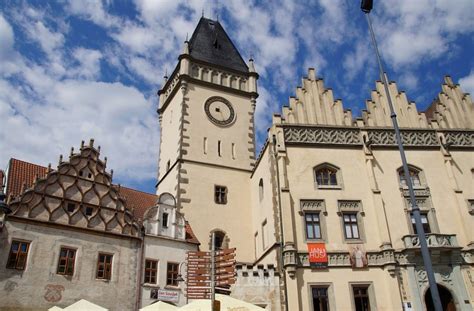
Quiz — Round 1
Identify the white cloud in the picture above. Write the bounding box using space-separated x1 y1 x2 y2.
65 0 121 28
0 14 14 59
459 70 474 95
70 48 103 79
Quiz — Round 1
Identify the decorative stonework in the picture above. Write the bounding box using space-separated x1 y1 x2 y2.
283 127 361 145
366 129 439 147
8 140 140 237
338 200 362 212
300 200 326 215
297 250 395 268
442 131 474 147
162 73 180 104
402 234 458 248
402 188 431 198
190 63 248 91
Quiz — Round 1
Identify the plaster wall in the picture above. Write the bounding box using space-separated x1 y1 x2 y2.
0 220 140 311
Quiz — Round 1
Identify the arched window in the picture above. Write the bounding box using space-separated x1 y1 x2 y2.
314 164 339 187
212 230 227 250
398 166 422 187
259 178 264 201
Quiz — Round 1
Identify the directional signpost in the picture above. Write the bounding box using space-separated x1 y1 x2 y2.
185 233 236 311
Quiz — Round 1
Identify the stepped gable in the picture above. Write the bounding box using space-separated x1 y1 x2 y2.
425 76 474 129
8 139 140 237
362 80 429 128
280 68 353 126
189 17 248 73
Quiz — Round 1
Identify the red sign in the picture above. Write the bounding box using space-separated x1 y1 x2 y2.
307 243 328 268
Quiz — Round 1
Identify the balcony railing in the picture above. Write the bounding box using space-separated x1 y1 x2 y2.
402 234 458 249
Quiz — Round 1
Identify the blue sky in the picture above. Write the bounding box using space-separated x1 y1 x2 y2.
1 0 473 194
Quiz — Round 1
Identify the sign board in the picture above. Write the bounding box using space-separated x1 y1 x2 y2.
307 243 328 268
157 289 179 303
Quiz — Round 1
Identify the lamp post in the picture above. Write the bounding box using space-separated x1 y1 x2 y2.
360 1 442 310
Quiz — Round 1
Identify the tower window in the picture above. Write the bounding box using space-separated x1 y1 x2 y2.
166 160 171 171
203 137 208 154
162 212 169 228
218 140 222 157
213 230 226 250
258 178 264 201
232 143 235 159
215 185 227 204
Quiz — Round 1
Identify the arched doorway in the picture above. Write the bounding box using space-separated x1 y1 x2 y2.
424 284 456 311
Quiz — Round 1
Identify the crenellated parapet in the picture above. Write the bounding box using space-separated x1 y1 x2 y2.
426 76 474 129
282 68 353 126
8 139 141 237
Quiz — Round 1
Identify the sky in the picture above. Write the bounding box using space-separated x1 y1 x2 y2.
1 0 473 194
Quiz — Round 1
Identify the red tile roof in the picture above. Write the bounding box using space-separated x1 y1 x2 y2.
5 158 200 245
6 159 48 198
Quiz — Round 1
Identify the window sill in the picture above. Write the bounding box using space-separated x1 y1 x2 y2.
305 238 326 243
95 278 111 282
345 239 364 244
143 283 159 288
316 185 342 190
164 285 180 290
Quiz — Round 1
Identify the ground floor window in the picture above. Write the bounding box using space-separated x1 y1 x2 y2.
57 247 76 276
6 240 30 270
145 259 158 284
353 286 371 311
312 286 330 311
166 262 179 286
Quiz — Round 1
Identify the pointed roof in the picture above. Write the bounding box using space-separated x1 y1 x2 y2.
189 17 248 73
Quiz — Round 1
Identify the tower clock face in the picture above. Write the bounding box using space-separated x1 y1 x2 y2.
204 97 235 126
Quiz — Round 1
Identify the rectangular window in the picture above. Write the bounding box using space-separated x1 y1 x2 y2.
312 286 330 311
57 247 76 276
67 203 75 213
262 219 268 249
353 286 371 311
305 213 322 239
85 207 93 216
145 259 158 284
411 213 431 234
96 253 113 280
6 240 30 270
203 137 208 154
215 185 227 204
162 212 169 228
166 262 179 286
231 143 235 159
343 213 360 239
218 140 221 157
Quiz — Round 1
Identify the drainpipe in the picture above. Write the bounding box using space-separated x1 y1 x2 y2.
136 227 145 310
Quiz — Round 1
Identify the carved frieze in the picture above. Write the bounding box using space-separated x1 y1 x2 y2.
283 127 361 145
300 200 326 215
402 188 431 197
367 129 439 147
402 234 458 248
442 130 474 147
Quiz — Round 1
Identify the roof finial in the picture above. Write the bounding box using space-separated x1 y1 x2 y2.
98 145 101 153
104 156 108 166
185 32 189 42
47 163 52 172
70 147 74 157
202 8 204 17
89 138 94 147
59 154 63 164
110 169 114 179
81 140 85 149
248 57 256 73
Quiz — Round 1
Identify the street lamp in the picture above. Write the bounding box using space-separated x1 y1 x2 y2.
360 1 443 310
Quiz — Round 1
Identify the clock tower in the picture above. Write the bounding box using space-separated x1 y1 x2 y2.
156 17 258 262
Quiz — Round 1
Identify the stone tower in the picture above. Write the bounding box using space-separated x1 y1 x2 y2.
156 17 258 261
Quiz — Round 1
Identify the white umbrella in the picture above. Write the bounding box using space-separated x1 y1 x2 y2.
48 307 63 311
140 301 179 311
62 299 108 311
179 294 265 310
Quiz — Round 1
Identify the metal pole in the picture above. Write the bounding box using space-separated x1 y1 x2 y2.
272 135 289 311
211 232 216 311
364 12 442 311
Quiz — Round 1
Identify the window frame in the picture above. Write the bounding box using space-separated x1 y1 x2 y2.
166 262 179 287
96 252 113 280
6 240 30 270
349 283 377 311
313 163 342 189
214 185 228 205
343 213 360 240
162 212 169 228
57 247 76 276
410 212 431 234
308 283 335 311
397 165 425 189
144 259 158 284
305 212 322 240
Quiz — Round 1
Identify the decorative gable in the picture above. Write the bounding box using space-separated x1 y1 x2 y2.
8 139 140 237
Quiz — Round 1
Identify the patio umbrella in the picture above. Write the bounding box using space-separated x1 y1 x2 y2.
179 294 264 310
140 301 179 311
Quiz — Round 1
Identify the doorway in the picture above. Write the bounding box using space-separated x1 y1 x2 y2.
424 284 456 311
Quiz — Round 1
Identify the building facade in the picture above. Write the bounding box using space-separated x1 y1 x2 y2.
156 17 474 310
0 141 199 310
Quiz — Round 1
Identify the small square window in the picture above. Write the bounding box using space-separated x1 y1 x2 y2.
67 203 75 213
215 185 227 204
6 240 30 270
57 247 76 276
410 213 431 234
166 262 179 286
85 207 93 216
96 253 113 280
